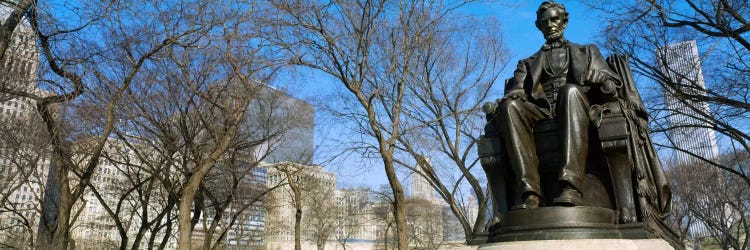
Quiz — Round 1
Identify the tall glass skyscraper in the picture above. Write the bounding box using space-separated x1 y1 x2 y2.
658 40 725 239
657 40 719 166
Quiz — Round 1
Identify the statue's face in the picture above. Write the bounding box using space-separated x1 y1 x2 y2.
536 8 567 41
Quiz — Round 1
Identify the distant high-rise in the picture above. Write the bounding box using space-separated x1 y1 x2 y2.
248 86 315 164
658 40 723 240
657 40 719 166
0 1 39 121
264 163 337 249
335 188 378 243
0 3 43 248
411 157 437 203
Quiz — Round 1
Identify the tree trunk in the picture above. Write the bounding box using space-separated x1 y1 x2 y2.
383 223 391 250
284 170 303 250
147 225 161 250
131 225 148 250
117 228 128 250
147 198 175 250
0 37 8 62
36 161 60 249
36 158 73 250
393 195 407 250
157 215 173 250
177 175 204 249
382 156 408 250
317 238 325 250
48 183 72 250
0 0 34 62
294 207 302 250
202 208 223 250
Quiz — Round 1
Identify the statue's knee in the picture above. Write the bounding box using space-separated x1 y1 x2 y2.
560 85 589 106
560 84 584 96
499 99 523 113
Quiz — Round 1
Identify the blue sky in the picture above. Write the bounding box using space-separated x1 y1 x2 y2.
286 1 608 188
463 1 603 65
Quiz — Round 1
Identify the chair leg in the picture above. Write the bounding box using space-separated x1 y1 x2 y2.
604 149 637 223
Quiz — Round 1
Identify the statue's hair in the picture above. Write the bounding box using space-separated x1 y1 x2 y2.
536 1 569 21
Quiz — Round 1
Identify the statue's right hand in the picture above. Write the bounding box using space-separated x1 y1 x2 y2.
482 102 498 115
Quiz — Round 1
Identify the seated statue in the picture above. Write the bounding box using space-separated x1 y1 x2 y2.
495 0 620 209
478 1 678 248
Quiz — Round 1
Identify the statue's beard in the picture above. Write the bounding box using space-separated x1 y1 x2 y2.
544 30 563 41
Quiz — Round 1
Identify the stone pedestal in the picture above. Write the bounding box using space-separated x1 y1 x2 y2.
479 239 674 250
485 206 682 249
489 206 647 242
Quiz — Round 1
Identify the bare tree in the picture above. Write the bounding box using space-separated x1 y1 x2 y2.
392 16 507 242
1 1 293 249
27 1 218 248
579 2 750 245
275 164 304 250
193 154 273 250
209 170 280 250
334 187 372 250
302 172 339 250
405 197 446 249
265 168 297 249
667 152 750 250
582 0 750 185
0 0 34 61
78 139 155 250
0 3 50 247
116 49 288 250
70 136 185 250
0 107 49 249
0 1 246 248
371 185 396 250
266 162 338 250
265 1 481 248
82 2 292 249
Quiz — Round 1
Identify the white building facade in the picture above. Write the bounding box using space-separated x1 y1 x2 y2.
0 2 44 248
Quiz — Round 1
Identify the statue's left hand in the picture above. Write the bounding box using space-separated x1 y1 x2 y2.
601 79 617 95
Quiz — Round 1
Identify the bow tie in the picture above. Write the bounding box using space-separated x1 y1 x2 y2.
542 40 568 51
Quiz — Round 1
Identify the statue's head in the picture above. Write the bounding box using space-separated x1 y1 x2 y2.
535 1 569 41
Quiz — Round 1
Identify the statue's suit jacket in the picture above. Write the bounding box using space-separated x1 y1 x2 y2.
506 42 620 111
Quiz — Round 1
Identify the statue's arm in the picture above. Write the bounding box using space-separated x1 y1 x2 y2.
586 45 621 97
483 60 529 116
503 60 528 101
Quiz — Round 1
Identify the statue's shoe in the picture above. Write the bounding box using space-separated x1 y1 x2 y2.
487 215 503 232
553 188 582 206
511 194 540 210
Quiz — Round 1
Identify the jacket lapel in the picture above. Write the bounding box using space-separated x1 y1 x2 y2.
568 43 589 84
527 51 544 100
